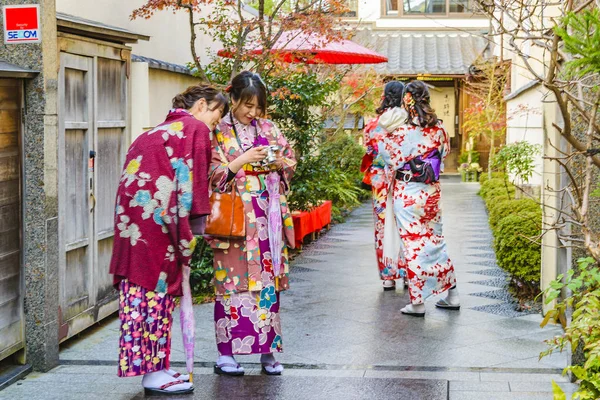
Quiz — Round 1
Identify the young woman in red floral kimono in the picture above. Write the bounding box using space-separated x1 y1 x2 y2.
378 80 460 317
110 85 228 395
361 81 409 291
205 71 296 376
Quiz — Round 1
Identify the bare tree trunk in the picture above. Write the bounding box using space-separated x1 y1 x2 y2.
179 1 209 82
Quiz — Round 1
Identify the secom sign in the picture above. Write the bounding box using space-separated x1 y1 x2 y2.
3 5 41 44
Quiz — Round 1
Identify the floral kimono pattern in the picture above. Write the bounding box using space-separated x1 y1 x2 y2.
110 108 212 297
110 109 211 376
206 115 296 295
214 281 283 356
117 279 175 377
361 116 407 281
206 114 296 355
379 121 456 304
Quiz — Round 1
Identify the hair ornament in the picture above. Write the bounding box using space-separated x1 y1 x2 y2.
403 92 416 107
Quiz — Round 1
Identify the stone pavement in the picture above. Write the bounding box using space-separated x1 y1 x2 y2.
1 178 577 399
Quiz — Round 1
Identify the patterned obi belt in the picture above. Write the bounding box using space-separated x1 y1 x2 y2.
243 163 277 175
243 164 277 193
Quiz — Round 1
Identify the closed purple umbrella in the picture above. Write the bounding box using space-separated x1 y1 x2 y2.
266 172 283 275
180 265 195 383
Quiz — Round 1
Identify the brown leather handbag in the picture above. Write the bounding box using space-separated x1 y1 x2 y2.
204 187 246 238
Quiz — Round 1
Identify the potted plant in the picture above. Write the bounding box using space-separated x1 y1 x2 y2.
459 162 483 182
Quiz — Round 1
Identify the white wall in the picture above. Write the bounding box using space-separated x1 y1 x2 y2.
147 69 201 130
130 62 150 141
357 0 381 21
56 0 220 65
130 66 201 141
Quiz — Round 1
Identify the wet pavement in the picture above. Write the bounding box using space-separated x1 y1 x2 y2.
1 178 576 399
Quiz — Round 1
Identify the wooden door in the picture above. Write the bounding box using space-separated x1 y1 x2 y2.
58 53 126 340
94 58 126 315
58 53 94 337
0 79 23 360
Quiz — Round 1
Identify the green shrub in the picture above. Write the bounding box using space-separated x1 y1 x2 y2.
494 210 542 286
189 237 214 299
541 257 600 400
479 178 509 199
493 141 541 184
458 150 480 165
289 131 368 218
488 198 540 230
483 187 516 208
479 172 506 185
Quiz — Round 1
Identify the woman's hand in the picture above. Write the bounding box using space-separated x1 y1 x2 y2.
271 150 286 170
228 146 268 173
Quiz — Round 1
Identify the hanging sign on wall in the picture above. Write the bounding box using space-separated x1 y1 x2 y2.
3 5 41 44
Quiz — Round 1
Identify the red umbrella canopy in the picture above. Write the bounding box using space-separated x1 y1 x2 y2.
218 29 388 65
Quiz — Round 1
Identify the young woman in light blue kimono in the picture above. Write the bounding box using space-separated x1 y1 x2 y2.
378 80 460 317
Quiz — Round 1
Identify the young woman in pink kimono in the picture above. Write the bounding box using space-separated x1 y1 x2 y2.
205 71 296 376
361 81 408 291
110 85 228 395
378 80 460 317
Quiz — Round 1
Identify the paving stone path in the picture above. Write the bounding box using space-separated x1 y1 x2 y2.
1 178 577 399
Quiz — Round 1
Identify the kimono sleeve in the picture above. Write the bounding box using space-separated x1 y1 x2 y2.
209 132 235 193
379 128 409 171
437 123 451 172
190 123 212 217
271 122 296 194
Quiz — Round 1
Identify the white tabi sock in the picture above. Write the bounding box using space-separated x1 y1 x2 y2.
401 303 425 314
216 355 244 374
261 353 284 374
446 286 460 306
142 370 193 391
164 368 189 381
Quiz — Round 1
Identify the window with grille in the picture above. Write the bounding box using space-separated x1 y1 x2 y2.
385 0 475 16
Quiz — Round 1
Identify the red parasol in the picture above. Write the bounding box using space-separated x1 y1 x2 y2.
217 29 387 65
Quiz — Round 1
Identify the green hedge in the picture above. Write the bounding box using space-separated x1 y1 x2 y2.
479 172 506 185
494 210 542 285
479 175 542 298
482 187 516 209
479 178 514 200
488 198 539 230
189 238 215 300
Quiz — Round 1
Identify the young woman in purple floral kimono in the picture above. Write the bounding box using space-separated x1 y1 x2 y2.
110 85 228 395
378 80 460 317
205 71 296 376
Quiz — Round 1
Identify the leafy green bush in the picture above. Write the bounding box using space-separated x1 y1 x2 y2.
265 71 369 217
479 172 506 185
189 237 214 299
482 186 516 211
458 150 480 165
289 131 369 218
541 257 600 400
488 198 539 230
494 210 542 287
493 141 541 184
479 178 508 199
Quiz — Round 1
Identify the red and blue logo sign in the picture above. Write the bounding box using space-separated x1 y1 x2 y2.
3 5 41 44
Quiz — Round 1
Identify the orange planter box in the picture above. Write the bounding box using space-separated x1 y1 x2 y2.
291 200 332 248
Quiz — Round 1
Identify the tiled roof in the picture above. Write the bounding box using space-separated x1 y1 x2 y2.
323 114 365 130
132 54 193 76
357 30 489 76
56 12 149 44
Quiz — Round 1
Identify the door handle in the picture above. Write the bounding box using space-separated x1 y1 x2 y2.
89 150 96 213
